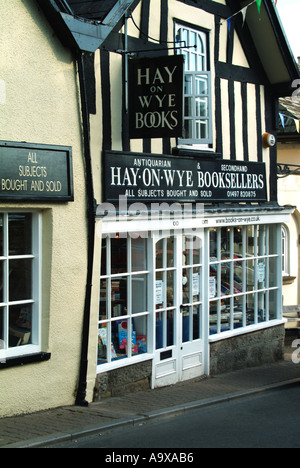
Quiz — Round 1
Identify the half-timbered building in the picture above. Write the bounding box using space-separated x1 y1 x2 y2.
1 0 299 415
39 0 299 399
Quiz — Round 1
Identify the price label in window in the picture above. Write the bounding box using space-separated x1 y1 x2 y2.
193 273 200 296
209 277 216 299
155 280 163 305
257 262 265 283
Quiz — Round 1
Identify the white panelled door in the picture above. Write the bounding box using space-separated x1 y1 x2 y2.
152 232 205 388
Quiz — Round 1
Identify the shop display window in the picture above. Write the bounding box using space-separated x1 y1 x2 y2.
98 235 149 365
0 213 41 361
99 225 281 371
209 225 280 336
155 237 176 350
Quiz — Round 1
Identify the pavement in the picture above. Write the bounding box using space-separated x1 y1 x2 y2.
1 355 300 448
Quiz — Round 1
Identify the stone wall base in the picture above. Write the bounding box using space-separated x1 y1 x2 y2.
93 326 285 399
94 360 152 401
209 324 285 375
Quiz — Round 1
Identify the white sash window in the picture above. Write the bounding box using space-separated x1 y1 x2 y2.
0 212 42 363
175 23 213 146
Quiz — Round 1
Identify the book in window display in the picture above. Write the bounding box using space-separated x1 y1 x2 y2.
136 335 147 354
98 328 117 363
99 279 107 321
118 321 138 356
111 279 127 317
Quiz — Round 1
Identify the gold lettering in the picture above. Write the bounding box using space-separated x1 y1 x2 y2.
19 165 47 178
31 180 45 191
28 152 38 163
2 179 28 191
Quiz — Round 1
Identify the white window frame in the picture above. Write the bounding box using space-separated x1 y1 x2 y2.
0 211 42 362
98 218 285 373
281 224 290 277
98 234 153 373
175 23 213 146
208 224 282 339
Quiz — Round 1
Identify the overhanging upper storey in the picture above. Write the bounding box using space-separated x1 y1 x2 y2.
229 0 300 97
36 0 139 52
38 0 300 97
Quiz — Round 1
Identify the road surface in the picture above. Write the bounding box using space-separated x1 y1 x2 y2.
46 383 300 449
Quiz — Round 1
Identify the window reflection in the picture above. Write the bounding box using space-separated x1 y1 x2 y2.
9 304 32 348
9 214 32 255
111 278 127 317
111 237 127 274
132 238 147 272
98 235 149 365
0 309 4 344
132 275 147 314
209 226 280 335
9 259 32 302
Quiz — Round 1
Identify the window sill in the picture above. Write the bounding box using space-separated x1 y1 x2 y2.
97 353 154 374
0 352 51 370
283 275 296 285
172 147 221 160
209 319 286 343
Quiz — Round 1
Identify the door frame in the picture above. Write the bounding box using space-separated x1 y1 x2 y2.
151 229 207 389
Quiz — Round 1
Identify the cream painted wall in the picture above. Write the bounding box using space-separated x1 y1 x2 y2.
278 143 300 307
0 0 92 417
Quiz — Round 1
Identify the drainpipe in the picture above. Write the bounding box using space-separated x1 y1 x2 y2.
75 51 97 407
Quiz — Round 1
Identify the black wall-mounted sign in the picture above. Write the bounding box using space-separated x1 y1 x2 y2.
103 151 267 203
129 55 184 139
0 141 74 202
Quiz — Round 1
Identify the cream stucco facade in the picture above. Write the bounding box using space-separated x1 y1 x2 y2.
0 0 99 417
278 142 300 307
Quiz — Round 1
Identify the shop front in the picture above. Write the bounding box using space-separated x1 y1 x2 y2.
96 196 290 394
98 227 205 389
34 0 299 403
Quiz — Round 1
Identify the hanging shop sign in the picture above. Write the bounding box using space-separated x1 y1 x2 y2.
129 55 184 139
103 151 267 203
0 141 74 201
